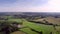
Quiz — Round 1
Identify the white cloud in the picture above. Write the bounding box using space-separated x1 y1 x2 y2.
0 0 60 12
44 0 60 11
25 0 60 12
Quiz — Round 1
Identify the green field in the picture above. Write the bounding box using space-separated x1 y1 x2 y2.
20 19 60 34
7 19 22 23
0 18 60 34
8 19 60 34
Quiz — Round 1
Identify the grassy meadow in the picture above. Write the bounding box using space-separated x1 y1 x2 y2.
0 13 60 34
6 18 60 34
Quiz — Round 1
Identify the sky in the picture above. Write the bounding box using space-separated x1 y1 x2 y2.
0 0 60 12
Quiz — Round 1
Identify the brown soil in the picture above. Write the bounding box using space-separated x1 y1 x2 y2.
11 31 25 34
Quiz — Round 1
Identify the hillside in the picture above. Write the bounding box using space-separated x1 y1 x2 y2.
29 17 60 25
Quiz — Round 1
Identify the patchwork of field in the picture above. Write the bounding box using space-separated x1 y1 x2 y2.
0 18 60 34
20 19 60 34
6 19 60 34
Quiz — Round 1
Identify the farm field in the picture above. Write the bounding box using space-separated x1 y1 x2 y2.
0 0 60 33
0 12 60 34
20 19 60 34
5 19 60 34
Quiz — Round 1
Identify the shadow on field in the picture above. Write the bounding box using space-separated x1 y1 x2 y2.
0 22 24 34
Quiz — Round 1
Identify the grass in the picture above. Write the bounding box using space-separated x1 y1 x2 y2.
0 19 60 34
22 20 54 34
7 19 22 24
20 28 38 34
7 19 60 34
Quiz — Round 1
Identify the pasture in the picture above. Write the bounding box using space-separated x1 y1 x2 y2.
0 18 60 34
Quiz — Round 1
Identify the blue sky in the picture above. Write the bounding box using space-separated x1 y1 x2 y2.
0 0 48 7
0 0 60 12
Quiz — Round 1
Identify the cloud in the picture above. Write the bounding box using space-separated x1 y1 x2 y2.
42 0 60 12
0 0 48 12
22 0 60 12
0 0 60 12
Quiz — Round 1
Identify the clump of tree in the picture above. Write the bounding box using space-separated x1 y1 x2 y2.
0 21 23 34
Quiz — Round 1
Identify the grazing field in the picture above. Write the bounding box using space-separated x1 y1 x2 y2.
19 19 60 34
0 18 60 34
7 19 22 24
5 19 60 34
20 28 38 34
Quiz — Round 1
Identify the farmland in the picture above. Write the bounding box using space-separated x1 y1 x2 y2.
0 18 59 34
0 12 60 34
